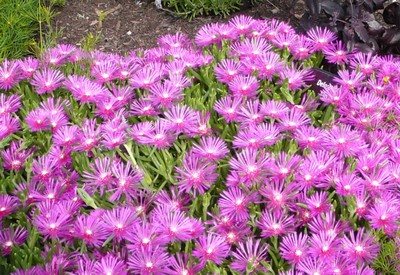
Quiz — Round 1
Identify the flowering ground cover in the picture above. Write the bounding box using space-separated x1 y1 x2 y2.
0 15 400 274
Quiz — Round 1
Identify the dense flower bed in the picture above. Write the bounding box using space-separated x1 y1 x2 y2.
0 15 399 274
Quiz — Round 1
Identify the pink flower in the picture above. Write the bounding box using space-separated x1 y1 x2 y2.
193 233 230 265
258 209 295 238
228 75 259 98
148 80 183 108
306 26 337 51
128 246 170 275
230 238 269 273
0 195 20 219
280 232 309 265
151 207 195 243
191 136 229 161
214 96 243 123
93 254 128 275
229 149 270 186
218 187 256 222
74 213 108 247
341 227 380 264
175 153 217 196
214 59 243 84
1 141 32 171
0 59 22 90
30 68 65 94
0 94 21 117
0 226 28 256
102 207 137 241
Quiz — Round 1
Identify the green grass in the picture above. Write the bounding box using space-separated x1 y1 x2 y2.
0 0 59 60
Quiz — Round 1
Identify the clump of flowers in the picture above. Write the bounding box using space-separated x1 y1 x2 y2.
0 14 399 274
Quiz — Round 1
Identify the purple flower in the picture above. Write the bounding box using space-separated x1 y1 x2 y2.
0 226 28 256
130 98 160 117
294 125 324 150
82 157 114 196
258 209 295 238
18 56 40 78
319 84 349 106
306 26 337 51
74 213 108 247
305 191 332 216
158 32 191 49
1 141 32 171
175 153 217 196
90 60 118 83
349 52 378 76
130 62 165 89
0 194 20 219
229 148 270 186
218 187 256 222
109 161 143 202
231 238 269 274
34 206 72 241
64 75 110 104
254 51 285 80
164 104 198 134
53 125 80 148
279 64 314 91
280 232 309 265
30 68 65 94
165 253 203 275
261 99 290 120
341 227 380 264
93 254 128 275
143 119 177 149
365 194 400 236
193 233 230 265
0 59 22 90
126 221 164 249
148 80 183 108
333 69 365 91
323 40 353 65
25 109 50 132
214 59 243 84
230 37 272 59
214 96 243 123
321 125 367 158
297 257 330 275
291 34 313 60
191 136 229 161
195 23 221 47
128 246 170 275
0 94 21 117
75 119 101 152
0 114 20 140
237 99 265 127
229 15 257 35
151 207 195 243
102 207 137 241
31 155 60 183
309 231 340 260
268 152 302 180
260 179 299 211
228 75 259 98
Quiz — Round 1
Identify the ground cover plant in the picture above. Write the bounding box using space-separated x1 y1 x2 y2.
0 15 400 274
0 0 58 60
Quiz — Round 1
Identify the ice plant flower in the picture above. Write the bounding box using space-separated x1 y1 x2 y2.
30 68 65 94
175 153 217 196
0 226 28 256
128 245 170 275
193 233 230 265
341 227 380 265
230 238 269 274
280 232 309 265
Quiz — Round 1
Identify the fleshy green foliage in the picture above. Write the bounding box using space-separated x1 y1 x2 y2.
0 0 58 60
0 0 39 59
162 0 244 19
372 232 400 275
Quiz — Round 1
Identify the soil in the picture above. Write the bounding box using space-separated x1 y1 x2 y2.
52 0 304 54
